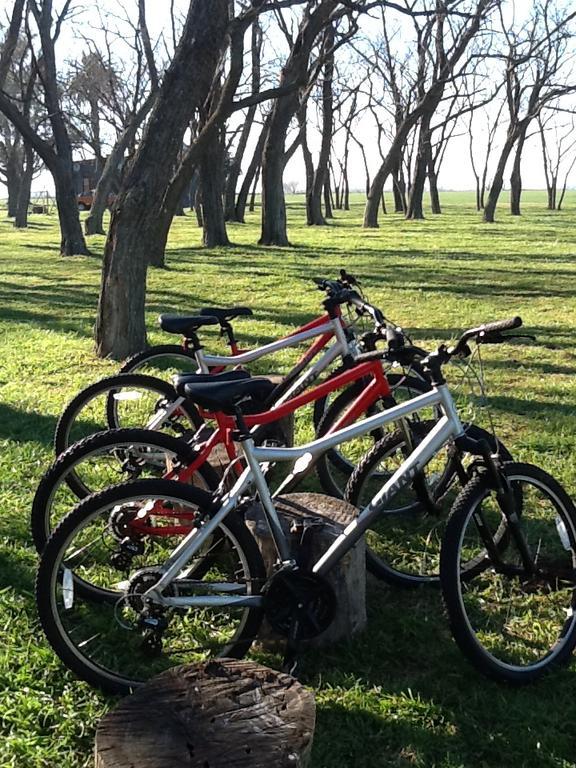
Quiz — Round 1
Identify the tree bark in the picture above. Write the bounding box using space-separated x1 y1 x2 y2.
95 660 316 768
31 0 90 255
509 124 528 216
224 20 262 222
259 3 336 246
299 103 315 225
249 165 260 212
392 162 406 213
308 25 334 226
95 0 230 359
483 131 518 223
201 130 230 247
85 96 155 236
323 176 333 218
13 144 33 228
406 113 432 220
364 116 419 227
5 151 21 217
235 116 269 223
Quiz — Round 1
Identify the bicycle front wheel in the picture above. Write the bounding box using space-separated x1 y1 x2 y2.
441 462 576 684
345 423 512 587
315 373 431 499
36 479 265 695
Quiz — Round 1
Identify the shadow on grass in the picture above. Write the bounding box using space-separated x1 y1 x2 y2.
0 402 58 446
304 587 576 768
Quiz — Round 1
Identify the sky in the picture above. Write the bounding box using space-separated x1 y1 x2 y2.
1 0 571 196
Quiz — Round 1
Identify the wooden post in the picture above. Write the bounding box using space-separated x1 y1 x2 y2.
95 659 316 768
246 492 367 647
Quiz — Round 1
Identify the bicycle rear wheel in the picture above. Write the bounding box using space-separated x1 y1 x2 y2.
32 428 219 554
54 373 202 457
119 344 200 377
36 479 265 695
441 463 576 683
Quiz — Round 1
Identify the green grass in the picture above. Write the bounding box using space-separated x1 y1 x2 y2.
2 191 576 767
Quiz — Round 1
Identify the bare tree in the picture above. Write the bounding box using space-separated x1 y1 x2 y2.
484 2 576 222
259 1 362 246
95 0 233 358
0 1 91 254
363 0 499 228
308 23 335 225
538 108 576 210
67 5 160 236
224 17 263 221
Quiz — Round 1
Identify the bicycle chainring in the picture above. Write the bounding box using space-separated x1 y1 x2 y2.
263 570 336 641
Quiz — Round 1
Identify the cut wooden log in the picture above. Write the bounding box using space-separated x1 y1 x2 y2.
245 492 366 647
94 659 315 768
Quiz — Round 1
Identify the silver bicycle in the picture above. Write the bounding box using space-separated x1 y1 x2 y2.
36 317 576 693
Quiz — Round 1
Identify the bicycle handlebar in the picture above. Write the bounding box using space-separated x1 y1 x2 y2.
449 316 523 357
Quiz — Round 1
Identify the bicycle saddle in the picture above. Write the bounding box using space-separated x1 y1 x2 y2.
183 377 276 415
172 369 250 398
159 314 219 336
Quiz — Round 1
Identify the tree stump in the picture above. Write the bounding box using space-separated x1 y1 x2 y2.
95 659 315 768
245 492 366 647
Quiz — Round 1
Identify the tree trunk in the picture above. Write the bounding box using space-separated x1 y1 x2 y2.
308 26 334 226
201 132 230 247
6 152 21 218
323 177 333 218
13 144 33 228
391 162 406 213
259 4 335 245
249 166 259 212
406 114 432 220
95 660 316 768
300 104 315 226
224 20 262 222
547 175 557 210
194 186 203 227
85 144 124 235
483 130 518 223
364 116 417 227
95 0 229 359
509 125 528 216
235 116 269 223
429 166 441 214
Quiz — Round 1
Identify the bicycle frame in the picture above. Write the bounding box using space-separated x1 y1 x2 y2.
145 311 355 430
130 356 393 536
144 382 466 610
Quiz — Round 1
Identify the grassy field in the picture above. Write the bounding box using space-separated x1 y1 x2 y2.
1 191 576 767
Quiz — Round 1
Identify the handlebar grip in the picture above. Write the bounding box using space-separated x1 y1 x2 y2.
479 316 522 335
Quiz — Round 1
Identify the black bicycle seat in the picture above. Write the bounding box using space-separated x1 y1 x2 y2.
172 369 250 398
183 377 276 415
159 314 219 336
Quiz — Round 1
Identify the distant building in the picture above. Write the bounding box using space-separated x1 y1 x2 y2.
72 158 101 196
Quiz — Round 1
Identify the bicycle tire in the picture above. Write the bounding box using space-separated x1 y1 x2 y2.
32 428 220 554
345 423 513 587
440 462 576 684
315 374 431 499
54 373 202 457
36 479 266 695
119 344 200 376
